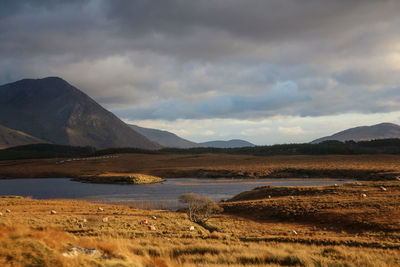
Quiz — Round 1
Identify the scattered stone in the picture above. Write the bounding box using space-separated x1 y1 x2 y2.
334 184 338 187
62 246 103 259
5 209 11 213
102 217 108 223
151 215 157 220
98 207 104 211
361 193 367 198
0 212 2 216
148 225 156 231
380 186 387 191
78 223 84 228
292 230 298 235
78 218 87 223
50 210 57 215
289 196 294 200
267 195 271 199
189 226 195 231
140 219 148 224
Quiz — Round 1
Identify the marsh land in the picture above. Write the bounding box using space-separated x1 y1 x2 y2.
0 153 400 266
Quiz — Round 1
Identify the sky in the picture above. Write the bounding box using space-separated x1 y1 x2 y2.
1 0 400 145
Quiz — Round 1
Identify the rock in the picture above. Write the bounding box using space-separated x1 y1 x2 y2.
148 225 156 231
289 196 294 200
78 218 87 223
292 230 298 235
189 226 195 231
62 246 102 259
98 207 104 211
78 223 84 228
5 209 10 213
140 219 148 224
361 193 367 198
380 186 387 191
102 217 108 223
267 195 271 199
151 215 157 220
0 212 2 216
50 210 57 215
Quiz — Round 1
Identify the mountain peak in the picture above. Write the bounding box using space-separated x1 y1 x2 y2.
0 77 160 149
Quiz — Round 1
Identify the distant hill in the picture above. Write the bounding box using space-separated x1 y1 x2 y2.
0 77 160 149
200 139 255 148
129 125 200 148
312 123 400 143
0 124 46 149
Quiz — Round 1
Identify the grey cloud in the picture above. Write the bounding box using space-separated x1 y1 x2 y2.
114 81 310 120
1 0 400 121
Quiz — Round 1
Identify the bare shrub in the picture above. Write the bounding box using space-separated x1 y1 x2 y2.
179 193 223 223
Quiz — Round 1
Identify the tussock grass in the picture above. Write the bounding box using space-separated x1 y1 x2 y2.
1 181 400 266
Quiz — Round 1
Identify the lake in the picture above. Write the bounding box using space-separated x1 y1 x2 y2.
0 178 349 209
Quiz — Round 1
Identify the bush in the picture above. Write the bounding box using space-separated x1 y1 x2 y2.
179 193 223 223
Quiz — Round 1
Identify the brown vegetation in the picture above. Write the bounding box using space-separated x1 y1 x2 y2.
1 153 400 180
0 180 400 266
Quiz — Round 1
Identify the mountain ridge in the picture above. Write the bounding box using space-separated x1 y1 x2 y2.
312 122 400 143
0 77 160 149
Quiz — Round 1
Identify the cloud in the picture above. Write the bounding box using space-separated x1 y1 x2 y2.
1 0 400 126
278 126 305 135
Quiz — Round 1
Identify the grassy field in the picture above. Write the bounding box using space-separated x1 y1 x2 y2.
0 180 399 266
1 153 400 180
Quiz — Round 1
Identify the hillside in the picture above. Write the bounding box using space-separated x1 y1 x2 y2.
0 124 45 149
129 124 200 148
312 123 400 143
200 139 255 148
0 77 160 149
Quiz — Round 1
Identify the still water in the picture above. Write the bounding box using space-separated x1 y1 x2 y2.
0 178 348 209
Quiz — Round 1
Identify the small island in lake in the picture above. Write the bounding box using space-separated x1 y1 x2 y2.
73 173 164 184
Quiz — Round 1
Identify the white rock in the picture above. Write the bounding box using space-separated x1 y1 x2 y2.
102 217 108 223
148 225 156 231
98 207 104 211
50 210 57 215
151 216 157 220
5 209 11 213
380 186 387 191
361 193 367 198
292 230 298 235
189 226 195 231
0 212 2 216
78 218 87 223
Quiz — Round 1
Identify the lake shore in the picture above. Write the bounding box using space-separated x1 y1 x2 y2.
0 180 399 266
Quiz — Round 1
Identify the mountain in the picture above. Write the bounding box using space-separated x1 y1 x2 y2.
0 77 160 149
312 123 400 143
0 124 46 149
200 139 255 148
129 125 200 148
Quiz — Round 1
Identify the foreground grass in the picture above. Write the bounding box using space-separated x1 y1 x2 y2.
1 181 400 266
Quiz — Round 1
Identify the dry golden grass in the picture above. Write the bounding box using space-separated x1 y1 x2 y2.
76 173 164 184
1 180 400 266
1 153 400 179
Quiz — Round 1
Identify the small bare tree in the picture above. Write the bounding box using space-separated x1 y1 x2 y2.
179 193 223 223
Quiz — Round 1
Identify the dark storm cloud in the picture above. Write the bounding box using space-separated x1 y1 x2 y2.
1 0 400 121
